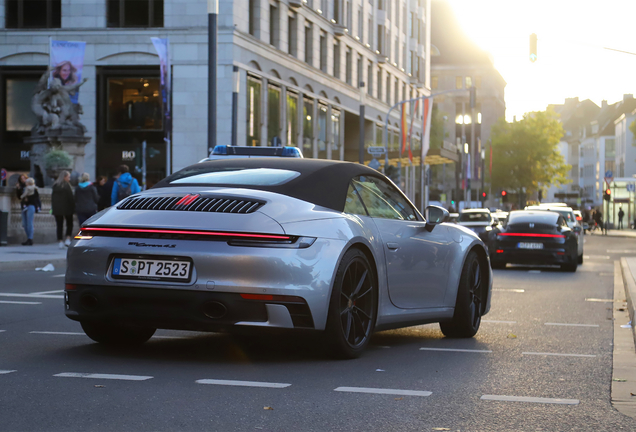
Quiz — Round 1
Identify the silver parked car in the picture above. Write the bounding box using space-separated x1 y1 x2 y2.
65 159 493 358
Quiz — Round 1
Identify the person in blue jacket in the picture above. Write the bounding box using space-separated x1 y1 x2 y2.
111 164 141 206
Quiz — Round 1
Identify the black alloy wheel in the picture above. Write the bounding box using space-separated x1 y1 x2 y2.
440 251 484 338
325 249 377 359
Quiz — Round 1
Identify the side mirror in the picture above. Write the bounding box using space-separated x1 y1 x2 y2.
573 226 582 233
425 205 449 231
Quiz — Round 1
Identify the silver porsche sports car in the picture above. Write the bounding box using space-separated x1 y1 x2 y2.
65 159 492 358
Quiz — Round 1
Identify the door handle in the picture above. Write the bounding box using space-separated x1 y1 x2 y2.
387 242 399 250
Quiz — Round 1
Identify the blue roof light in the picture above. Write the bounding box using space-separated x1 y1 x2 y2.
212 145 228 155
282 147 302 157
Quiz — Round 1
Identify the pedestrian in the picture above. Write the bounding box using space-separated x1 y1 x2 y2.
111 164 140 206
75 172 100 226
618 206 625 230
92 176 109 211
18 177 41 246
52 170 75 248
15 173 27 198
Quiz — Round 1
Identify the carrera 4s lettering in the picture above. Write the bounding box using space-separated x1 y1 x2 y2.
128 242 176 248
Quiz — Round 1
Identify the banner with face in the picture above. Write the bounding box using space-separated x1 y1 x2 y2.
49 40 86 104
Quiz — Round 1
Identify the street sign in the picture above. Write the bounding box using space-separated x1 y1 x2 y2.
627 184 636 193
367 146 386 156
368 158 380 170
605 170 613 178
0 169 6 181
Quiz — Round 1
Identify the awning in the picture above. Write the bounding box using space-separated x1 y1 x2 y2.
425 147 459 165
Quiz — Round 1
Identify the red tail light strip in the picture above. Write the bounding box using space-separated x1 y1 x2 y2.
498 233 565 238
80 227 291 240
181 194 200 207
240 293 305 303
174 194 192 206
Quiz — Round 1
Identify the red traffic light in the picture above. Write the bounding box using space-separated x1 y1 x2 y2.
482 192 487 197
501 191 507 197
606 188 611 195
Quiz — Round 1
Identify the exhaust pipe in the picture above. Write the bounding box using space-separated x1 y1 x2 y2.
203 301 227 319
80 294 99 311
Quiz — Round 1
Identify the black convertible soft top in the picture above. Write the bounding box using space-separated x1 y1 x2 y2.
153 158 385 212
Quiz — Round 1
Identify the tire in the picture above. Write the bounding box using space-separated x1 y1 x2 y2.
440 251 485 338
577 254 583 264
324 248 377 359
81 321 156 346
561 263 577 272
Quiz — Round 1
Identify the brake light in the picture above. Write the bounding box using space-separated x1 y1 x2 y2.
65 284 77 291
496 249 504 254
576 216 582 221
79 227 291 241
498 233 565 238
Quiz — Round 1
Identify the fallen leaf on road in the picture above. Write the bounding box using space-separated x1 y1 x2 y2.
618 308 626 312
631 393 636 397
394 397 403 401
432 428 450 431
613 378 627 382
263 406 273 410
94 385 105 388
507 333 517 339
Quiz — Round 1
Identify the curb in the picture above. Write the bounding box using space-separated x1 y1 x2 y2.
612 259 636 419
0 258 67 273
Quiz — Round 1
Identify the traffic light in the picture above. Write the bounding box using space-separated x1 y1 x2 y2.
501 190 508 202
529 33 537 62
604 188 611 201
469 86 476 109
482 192 487 198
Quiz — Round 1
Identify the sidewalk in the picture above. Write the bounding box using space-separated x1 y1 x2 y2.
0 243 67 272
616 258 636 418
590 229 636 239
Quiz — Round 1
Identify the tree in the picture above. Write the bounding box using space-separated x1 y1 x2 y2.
490 110 570 198
629 118 636 142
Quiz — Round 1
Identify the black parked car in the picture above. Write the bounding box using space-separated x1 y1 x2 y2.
490 210 578 272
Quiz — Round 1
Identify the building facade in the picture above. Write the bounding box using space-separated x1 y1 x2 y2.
0 0 432 199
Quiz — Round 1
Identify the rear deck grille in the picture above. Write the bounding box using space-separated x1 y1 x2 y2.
117 196 263 214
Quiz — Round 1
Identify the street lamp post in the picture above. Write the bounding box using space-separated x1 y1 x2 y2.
208 0 218 153
231 65 239 147
481 148 486 207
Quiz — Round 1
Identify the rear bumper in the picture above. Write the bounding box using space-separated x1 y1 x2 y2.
64 285 315 331
491 248 574 265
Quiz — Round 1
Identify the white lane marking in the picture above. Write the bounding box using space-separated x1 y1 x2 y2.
545 323 599 328
420 347 492 353
599 273 614 276
30 331 84 336
0 330 6 333
522 352 596 358
151 335 186 339
0 370 16 374
493 289 525 293
30 289 63 294
607 250 636 254
0 300 42 305
482 320 517 324
54 373 153 381
528 270 541 273
585 298 616 303
334 387 432 397
51 274 66 278
0 293 63 299
584 255 610 260
196 379 290 388
481 395 579 405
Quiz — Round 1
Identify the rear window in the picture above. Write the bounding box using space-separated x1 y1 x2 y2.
528 207 574 223
508 211 559 225
168 168 300 186
458 212 491 222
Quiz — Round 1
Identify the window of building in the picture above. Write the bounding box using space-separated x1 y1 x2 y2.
304 22 313 66
246 76 262 146
402 5 406 35
394 78 399 105
367 61 373 96
377 25 384 54
334 41 341 79
385 73 391 105
248 0 258 35
5 78 39 131
394 37 399 66
408 12 414 38
377 69 383 100
368 18 373 47
269 5 280 48
319 31 327 73
387 0 391 21
288 13 297 56
321 0 327 15
465 76 472 88
318 103 328 159
267 84 281 146
407 50 412 75
431 76 438 89
334 0 341 23
357 54 364 88
107 78 163 131
456 76 463 89
6 0 61 28
345 47 353 85
286 91 298 147
332 109 341 158
107 0 163 28
346 0 352 29
357 7 363 38
303 97 314 156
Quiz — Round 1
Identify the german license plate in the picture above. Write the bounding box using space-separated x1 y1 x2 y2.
111 257 192 281
517 242 543 250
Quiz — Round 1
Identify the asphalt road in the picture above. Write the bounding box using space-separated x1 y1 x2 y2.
1 234 636 431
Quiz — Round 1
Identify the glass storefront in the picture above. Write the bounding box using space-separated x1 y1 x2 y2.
107 77 162 131
317 103 327 159
303 97 313 156
331 109 341 159
246 75 261 147
6 79 38 131
267 83 281 146
286 91 298 147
